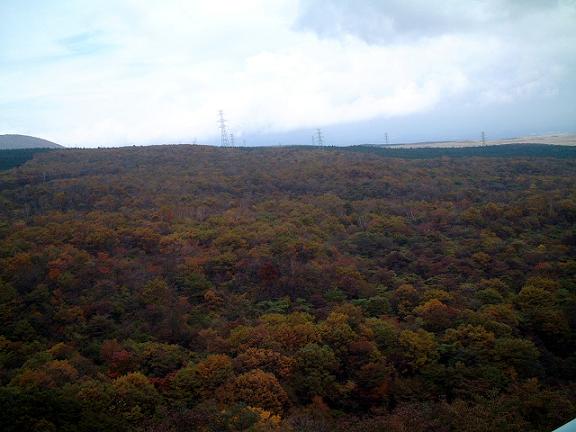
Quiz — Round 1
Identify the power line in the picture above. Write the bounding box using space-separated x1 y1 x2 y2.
218 110 229 147
316 128 324 147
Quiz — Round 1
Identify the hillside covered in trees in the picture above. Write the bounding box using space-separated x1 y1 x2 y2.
0 145 575 431
0 148 55 171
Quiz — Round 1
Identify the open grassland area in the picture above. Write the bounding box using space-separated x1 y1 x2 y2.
380 134 576 149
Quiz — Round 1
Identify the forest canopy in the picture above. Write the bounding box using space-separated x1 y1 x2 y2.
0 144 575 431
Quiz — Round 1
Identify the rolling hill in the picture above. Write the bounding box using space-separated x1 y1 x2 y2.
373 133 576 149
0 134 63 149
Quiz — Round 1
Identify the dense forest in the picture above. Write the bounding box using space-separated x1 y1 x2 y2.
0 148 55 171
0 144 575 431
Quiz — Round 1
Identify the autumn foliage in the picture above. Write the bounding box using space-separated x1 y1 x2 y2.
0 144 575 431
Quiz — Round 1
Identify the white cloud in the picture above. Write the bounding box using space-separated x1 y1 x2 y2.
0 0 574 146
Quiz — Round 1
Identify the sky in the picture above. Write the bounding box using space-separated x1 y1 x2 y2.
0 0 575 147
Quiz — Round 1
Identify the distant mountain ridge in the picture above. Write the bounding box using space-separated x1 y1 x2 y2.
369 134 576 149
0 134 62 149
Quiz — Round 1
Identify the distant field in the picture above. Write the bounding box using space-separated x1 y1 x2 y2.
378 134 576 149
349 143 576 159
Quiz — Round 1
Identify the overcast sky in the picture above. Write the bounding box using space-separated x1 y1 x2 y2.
1 0 575 147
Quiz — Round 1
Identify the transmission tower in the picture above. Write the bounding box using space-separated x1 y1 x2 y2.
385 132 389 146
481 131 486 146
229 133 235 147
218 110 230 147
316 128 324 147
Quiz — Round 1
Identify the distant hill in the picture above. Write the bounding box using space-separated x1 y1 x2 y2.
349 143 576 159
0 134 62 149
370 134 576 149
